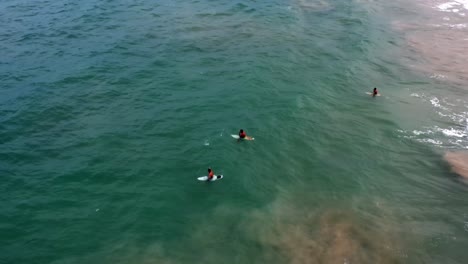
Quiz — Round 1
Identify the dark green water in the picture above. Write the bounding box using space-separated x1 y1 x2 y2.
1 0 468 263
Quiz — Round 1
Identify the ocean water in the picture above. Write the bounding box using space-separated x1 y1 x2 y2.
1 0 468 263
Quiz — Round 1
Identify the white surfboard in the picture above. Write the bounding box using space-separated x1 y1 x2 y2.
197 175 223 181
366 92 381 96
231 134 255 140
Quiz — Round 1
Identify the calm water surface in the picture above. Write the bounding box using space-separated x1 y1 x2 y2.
1 0 468 263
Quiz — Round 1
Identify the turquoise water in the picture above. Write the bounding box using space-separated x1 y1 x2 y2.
2 0 468 263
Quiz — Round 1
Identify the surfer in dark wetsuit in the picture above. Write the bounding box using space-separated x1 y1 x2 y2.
372 87 378 97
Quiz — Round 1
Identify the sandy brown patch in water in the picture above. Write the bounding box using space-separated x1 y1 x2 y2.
125 198 405 264
112 188 408 264
445 151 468 178
297 0 332 11
406 28 468 85
392 0 468 87
241 198 403 264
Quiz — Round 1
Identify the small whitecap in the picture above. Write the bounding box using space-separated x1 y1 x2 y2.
438 2 458 11
441 128 466 137
437 1 468 12
401 134 416 139
438 112 451 118
430 97 450 110
430 97 441 107
450 23 467 28
430 73 446 79
418 138 443 145
458 0 468 9
412 130 433 135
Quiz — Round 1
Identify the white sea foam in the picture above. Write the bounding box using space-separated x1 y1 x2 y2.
411 93 467 123
418 138 443 145
438 2 458 11
437 111 468 123
400 123 468 148
429 73 446 79
430 97 442 108
442 128 466 137
437 111 451 117
437 23 468 28
429 97 451 111
437 1 468 12
434 126 467 137
450 23 468 28
412 130 433 135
